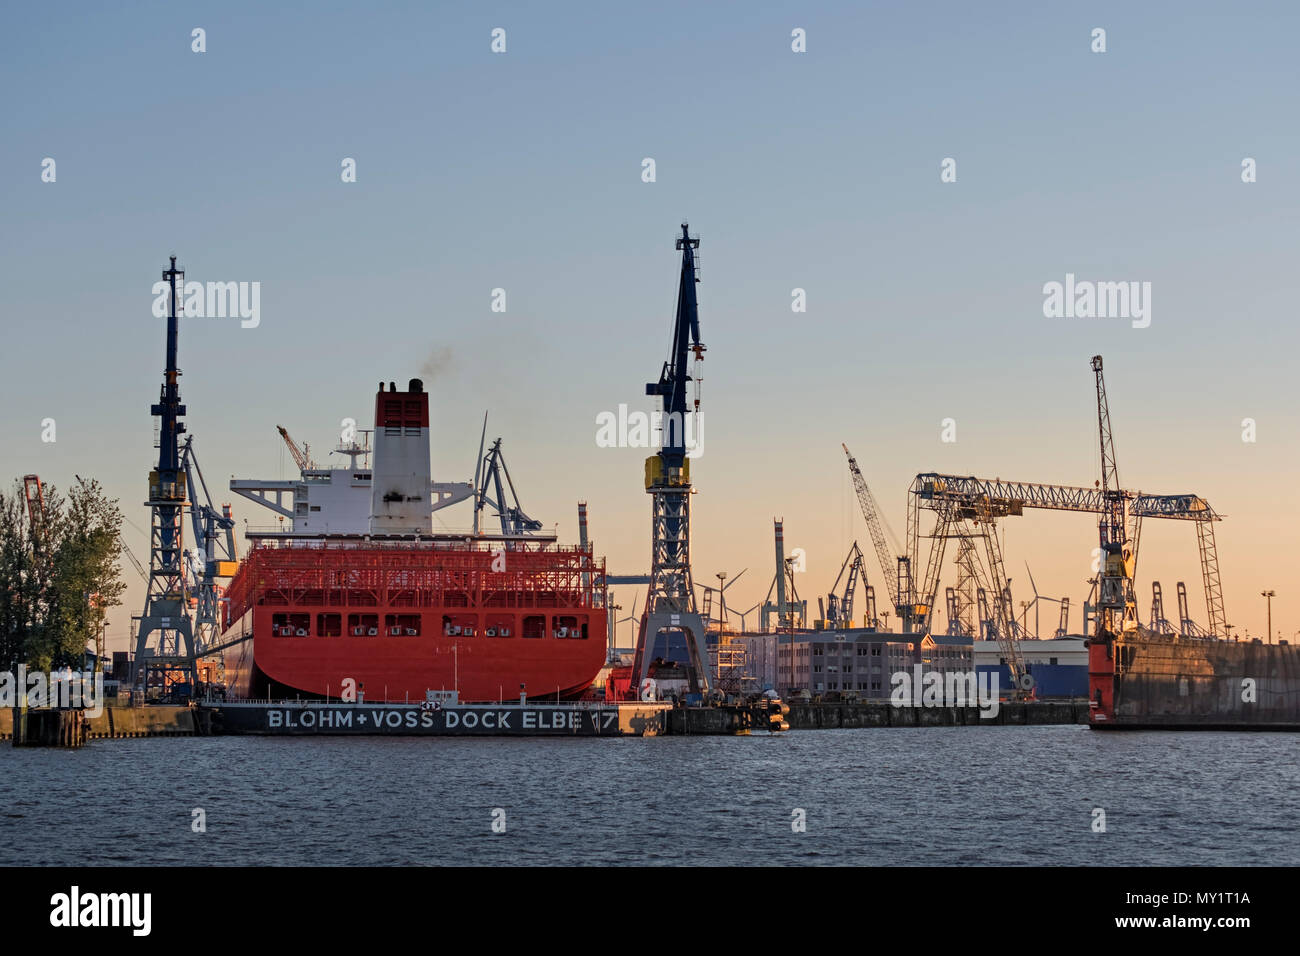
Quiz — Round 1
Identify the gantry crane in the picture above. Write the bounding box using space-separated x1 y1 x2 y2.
909 477 1227 636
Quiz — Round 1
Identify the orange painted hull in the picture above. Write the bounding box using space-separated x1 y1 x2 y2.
221 541 607 703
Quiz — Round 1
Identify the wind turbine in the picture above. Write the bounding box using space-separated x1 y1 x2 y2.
736 602 761 634
618 592 639 647
1024 562 1068 640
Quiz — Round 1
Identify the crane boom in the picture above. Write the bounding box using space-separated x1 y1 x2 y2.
843 443 914 628
276 425 315 472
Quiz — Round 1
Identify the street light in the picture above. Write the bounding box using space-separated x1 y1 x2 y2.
1261 590 1276 644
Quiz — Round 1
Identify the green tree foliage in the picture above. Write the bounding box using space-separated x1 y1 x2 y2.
0 478 125 670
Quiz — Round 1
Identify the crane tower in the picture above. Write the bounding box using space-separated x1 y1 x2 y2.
630 224 711 699
132 257 199 699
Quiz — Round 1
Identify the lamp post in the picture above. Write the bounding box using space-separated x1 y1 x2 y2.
1261 591 1276 644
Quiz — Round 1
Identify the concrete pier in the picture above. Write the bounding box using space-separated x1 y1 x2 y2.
2 705 197 741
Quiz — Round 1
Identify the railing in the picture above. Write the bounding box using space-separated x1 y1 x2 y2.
244 529 571 548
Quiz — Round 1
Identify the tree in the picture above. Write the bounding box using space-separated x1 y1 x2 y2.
0 478 125 670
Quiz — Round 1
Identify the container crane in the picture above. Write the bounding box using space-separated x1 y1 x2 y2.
1149 582 1176 636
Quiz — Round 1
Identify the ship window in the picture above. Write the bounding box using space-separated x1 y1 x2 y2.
439 614 475 637
348 613 380 637
554 615 583 639
272 612 310 637
385 613 421 636
310 505 322 512
317 613 342 637
523 615 546 639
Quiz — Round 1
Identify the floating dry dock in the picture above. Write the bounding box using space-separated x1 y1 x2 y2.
206 700 679 737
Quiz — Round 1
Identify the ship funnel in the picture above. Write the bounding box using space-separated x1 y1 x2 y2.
370 380 433 535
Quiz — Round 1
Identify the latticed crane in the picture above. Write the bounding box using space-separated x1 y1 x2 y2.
1091 355 1139 637
276 425 316 472
842 444 919 631
472 434 544 537
825 542 867 630
630 223 712 697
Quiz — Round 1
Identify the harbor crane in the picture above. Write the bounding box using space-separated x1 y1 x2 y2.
630 223 712 697
1092 355 1139 638
179 436 238 689
909 478 1227 637
843 444 919 631
1149 582 1177 635
471 422 544 538
276 425 316 472
824 542 868 629
133 257 200 699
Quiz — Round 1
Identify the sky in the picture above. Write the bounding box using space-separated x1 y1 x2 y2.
2 1 1298 654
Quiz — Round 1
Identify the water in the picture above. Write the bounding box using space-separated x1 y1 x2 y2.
2 726 1296 865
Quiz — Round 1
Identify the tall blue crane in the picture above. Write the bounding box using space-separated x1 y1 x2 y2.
133 256 199 699
630 224 712 699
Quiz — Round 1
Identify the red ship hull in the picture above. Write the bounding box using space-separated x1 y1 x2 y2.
221 540 607 703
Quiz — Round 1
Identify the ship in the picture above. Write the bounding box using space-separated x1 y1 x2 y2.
1088 629 1300 730
219 378 607 704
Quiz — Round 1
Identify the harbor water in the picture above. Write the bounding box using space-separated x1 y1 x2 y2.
2 726 1296 866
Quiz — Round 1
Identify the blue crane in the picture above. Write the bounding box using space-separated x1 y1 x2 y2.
630 224 712 700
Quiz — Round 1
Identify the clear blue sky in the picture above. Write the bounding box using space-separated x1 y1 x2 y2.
3 1 1298 652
